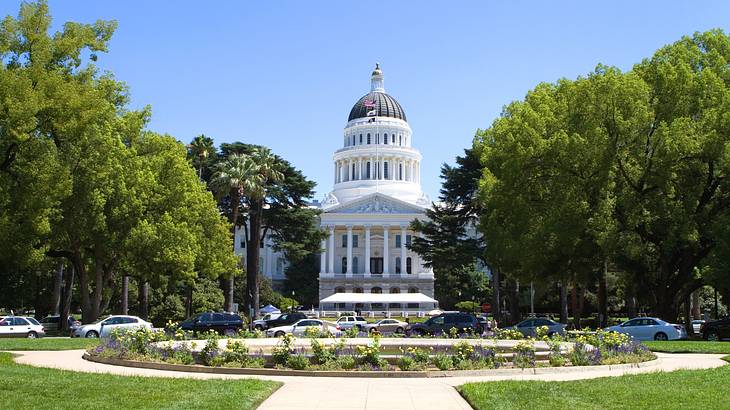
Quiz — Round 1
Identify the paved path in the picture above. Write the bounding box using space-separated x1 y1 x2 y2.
11 350 728 410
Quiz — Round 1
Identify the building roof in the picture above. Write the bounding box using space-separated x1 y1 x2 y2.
348 91 407 122
320 292 437 304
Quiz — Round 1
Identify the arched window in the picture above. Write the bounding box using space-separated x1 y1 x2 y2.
399 163 403 180
341 257 347 274
359 134 363 144
354 287 363 293
395 257 401 274
335 286 345 294
371 287 382 294
352 163 356 180
384 162 389 179
353 256 359 273
366 162 371 179
406 257 412 274
384 133 388 144
408 287 419 294
367 133 371 144
391 134 395 144
390 287 400 294
399 135 402 146
376 133 380 144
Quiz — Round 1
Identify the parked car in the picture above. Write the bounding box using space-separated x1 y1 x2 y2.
606 317 686 341
692 319 706 335
699 316 730 341
363 318 407 334
179 312 243 336
266 319 341 337
335 316 368 331
407 312 481 336
0 316 45 338
263 312 308 329
251 313 282 331
512 318 566 337
72 315 152 338
39 315 81 333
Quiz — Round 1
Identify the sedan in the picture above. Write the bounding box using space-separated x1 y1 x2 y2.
363 319 408 334
266 319 341 337
0 316 45 338
72 315 152 338
513 318 566 337
606 317 686 341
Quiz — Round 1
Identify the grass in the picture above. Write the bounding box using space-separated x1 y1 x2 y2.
0 338 100 351
643 340 730 354
1 352 280 409
459 364 730 410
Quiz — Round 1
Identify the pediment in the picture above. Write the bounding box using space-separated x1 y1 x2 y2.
326 193 425 215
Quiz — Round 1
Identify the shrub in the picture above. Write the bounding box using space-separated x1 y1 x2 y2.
547 336 565 367
286 353 310 370
336 355 356 370
513 339 536 369
398 355 417 371
356 333 385 367
496 329 523 340
272 333 296 365
344 326 360 338
536 325 550 340
199 331 222 366
570 342 592 366
432 353 453 370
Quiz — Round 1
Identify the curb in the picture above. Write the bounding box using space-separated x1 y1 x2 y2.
83 352 661 378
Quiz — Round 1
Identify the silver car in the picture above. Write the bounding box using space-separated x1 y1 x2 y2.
0 316 45 338
72 315 152 338
607 317 686 341
363 319 408 334
513 318 566 337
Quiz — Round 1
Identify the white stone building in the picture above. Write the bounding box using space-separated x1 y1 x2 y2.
317 64 437 312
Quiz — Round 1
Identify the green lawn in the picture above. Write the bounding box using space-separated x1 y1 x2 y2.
643 340 730 354
0 338 99 351
1 352 280 409
459 365 730 410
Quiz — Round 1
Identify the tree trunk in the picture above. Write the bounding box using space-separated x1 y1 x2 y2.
491 268 501 325
683 295 693 335
51 262 64 315
185 283 193 318
691 289 701 320
506 278 520 325
59 264 75 333
625 280 637 319
138 280 149 320
559 281 569 324
224 190 241 313
571 283 581 329
121 276 129 315
598 260 608 327
246 199 263 319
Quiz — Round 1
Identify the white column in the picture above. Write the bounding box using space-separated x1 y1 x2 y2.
346 226 353 277
380 159 384 180
320 239 326 274
383 225 389 277
358 158 362 180
328 226 335 275
401 225 407 275
348 159 353 181
409 161 414 182
365 225 371 277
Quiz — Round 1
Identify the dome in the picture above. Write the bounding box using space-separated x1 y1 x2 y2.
348 92 407 122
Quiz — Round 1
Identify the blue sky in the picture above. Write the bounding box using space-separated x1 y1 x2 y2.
3 1 729 199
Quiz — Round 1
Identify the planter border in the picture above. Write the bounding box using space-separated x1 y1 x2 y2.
83 352 661 378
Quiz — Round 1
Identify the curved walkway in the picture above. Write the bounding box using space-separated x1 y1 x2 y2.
11 350 728 410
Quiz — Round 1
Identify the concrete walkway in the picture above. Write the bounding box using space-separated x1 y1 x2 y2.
11 350 728 410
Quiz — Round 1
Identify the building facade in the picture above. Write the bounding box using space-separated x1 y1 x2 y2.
318 64 436 311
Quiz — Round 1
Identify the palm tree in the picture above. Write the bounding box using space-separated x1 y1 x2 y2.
188 135 216 180
212 153 263 312
242 147 283 318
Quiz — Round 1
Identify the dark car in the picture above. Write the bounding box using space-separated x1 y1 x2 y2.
264 312 307 329
179 312 243 336
700 316 730 341
407 312 481 336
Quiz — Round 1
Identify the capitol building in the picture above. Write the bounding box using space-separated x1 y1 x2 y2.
316 64 437 313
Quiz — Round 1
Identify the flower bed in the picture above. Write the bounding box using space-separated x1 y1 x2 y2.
87 325 655 373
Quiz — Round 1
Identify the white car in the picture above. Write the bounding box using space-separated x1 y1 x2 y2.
0 316 45 338
266 319 341 337
336 316 368 331
72 315 152 338
252 313 282 330
606 317 686 341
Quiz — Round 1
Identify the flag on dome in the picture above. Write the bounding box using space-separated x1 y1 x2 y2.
363 98 376 108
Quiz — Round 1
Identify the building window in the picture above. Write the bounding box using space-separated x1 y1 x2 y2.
367 133 371 144
390 287 400 294
395 257 401 273
276 258 283 275
399 135 402 145
371 287 382 294
341 257 347 273
399 163 403 180
406 257 412 274
406 235 412 246
384 162 389 179
408 287 418 294
395 235 401 248
335 286 345 294
359 134 363 144
352 235 358 248
342 234 347 247
392 134 395 144
352 163 356 179
354 287 363 293
384 133 388 144
353 256 359 273
240 237 245 248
